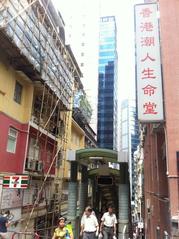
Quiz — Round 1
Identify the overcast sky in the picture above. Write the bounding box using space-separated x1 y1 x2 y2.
53 0 143 99
99 0 144 101
52 0 143 131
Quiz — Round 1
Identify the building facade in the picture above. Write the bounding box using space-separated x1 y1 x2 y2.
135 1 179 238
55 0 99 133
97 16 118 150
120 99 139 202
133 137 145 238
0 0 95 237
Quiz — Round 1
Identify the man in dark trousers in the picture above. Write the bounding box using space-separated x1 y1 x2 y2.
80 206 99 239
100 205 117 239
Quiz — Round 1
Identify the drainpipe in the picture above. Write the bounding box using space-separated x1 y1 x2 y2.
67 162 78 237
79 165 88 216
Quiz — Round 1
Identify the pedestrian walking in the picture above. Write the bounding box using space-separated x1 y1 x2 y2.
82 206 96 218
52 217 73 239
0 210 10 239
100 205 117 239
80 206 99 239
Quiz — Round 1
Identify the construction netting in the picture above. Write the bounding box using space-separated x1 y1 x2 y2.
0 0 75 110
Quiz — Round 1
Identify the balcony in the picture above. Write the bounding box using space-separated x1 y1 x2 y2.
25 136 56 174
25 158 43 172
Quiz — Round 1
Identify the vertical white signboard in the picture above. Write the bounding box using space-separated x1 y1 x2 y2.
135 3 164 122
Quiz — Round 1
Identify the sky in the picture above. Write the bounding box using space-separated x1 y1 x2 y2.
52 0 143 131
53 0 143 98
98 0 144 101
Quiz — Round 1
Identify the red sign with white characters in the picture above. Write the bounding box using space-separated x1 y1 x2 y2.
135 3 164 122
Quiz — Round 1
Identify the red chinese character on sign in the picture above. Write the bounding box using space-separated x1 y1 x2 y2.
141 53 155 62
141 37 155 47
143 102 157 114
140 22 154 32
142 84 157 96
142 68 156 79
140 8 152 18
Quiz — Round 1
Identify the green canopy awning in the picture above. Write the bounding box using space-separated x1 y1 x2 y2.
88 167 120 177
76 148 118 165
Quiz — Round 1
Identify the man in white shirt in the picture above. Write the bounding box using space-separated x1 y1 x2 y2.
80 206 99 239
100 205 117 239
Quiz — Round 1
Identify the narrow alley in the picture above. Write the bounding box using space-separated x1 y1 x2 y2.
0 0 178 239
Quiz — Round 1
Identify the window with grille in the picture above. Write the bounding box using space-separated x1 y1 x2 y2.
6 127 18 153
28 138 40 161
14 81 23 104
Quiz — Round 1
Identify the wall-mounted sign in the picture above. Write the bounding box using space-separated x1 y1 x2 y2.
135 3 164 122
3 175 29 189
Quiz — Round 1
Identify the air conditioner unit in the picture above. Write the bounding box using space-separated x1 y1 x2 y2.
36 161 43 172
27 160 36 170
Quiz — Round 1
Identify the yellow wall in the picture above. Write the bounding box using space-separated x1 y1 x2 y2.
56 109 72 179
70 120 85 150
62 119 85 178
0 61 33 123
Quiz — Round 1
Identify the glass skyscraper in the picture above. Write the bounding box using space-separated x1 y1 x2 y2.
120 99 139 201
97 16 118 150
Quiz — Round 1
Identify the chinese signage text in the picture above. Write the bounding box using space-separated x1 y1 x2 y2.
135 3 164 122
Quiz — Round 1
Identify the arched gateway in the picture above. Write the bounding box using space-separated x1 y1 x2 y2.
67 148 130 239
